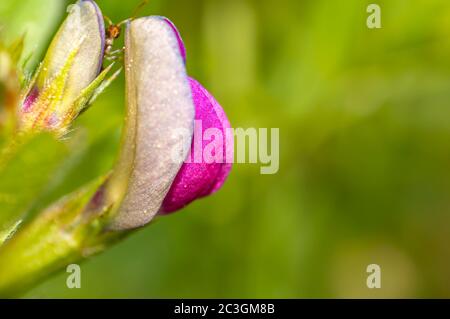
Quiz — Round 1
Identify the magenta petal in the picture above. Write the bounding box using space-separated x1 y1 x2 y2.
160 78 233 213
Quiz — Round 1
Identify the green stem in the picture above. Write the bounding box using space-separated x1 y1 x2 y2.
0 178 125 297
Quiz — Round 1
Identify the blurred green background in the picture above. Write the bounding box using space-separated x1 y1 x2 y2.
2 0 450 298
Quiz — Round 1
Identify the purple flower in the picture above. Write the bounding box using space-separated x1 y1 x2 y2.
107 17 233 229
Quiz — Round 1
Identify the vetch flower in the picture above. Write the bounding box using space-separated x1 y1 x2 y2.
0 8 234 296
19 0 117 136
106 17 233 229
105 16 195 230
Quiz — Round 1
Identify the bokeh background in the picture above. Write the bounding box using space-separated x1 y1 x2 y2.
2 0 450 298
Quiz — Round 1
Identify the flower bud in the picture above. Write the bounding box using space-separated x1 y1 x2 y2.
19 0 108 135
107 17 233 229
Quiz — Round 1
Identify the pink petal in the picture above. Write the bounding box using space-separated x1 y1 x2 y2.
161 78 233 213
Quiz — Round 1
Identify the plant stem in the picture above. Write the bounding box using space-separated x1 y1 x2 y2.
0 177 124 297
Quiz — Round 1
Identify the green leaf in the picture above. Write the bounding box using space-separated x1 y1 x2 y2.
0 134 68 237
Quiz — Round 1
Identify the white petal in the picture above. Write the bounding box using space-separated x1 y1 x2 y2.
108 17 195 230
